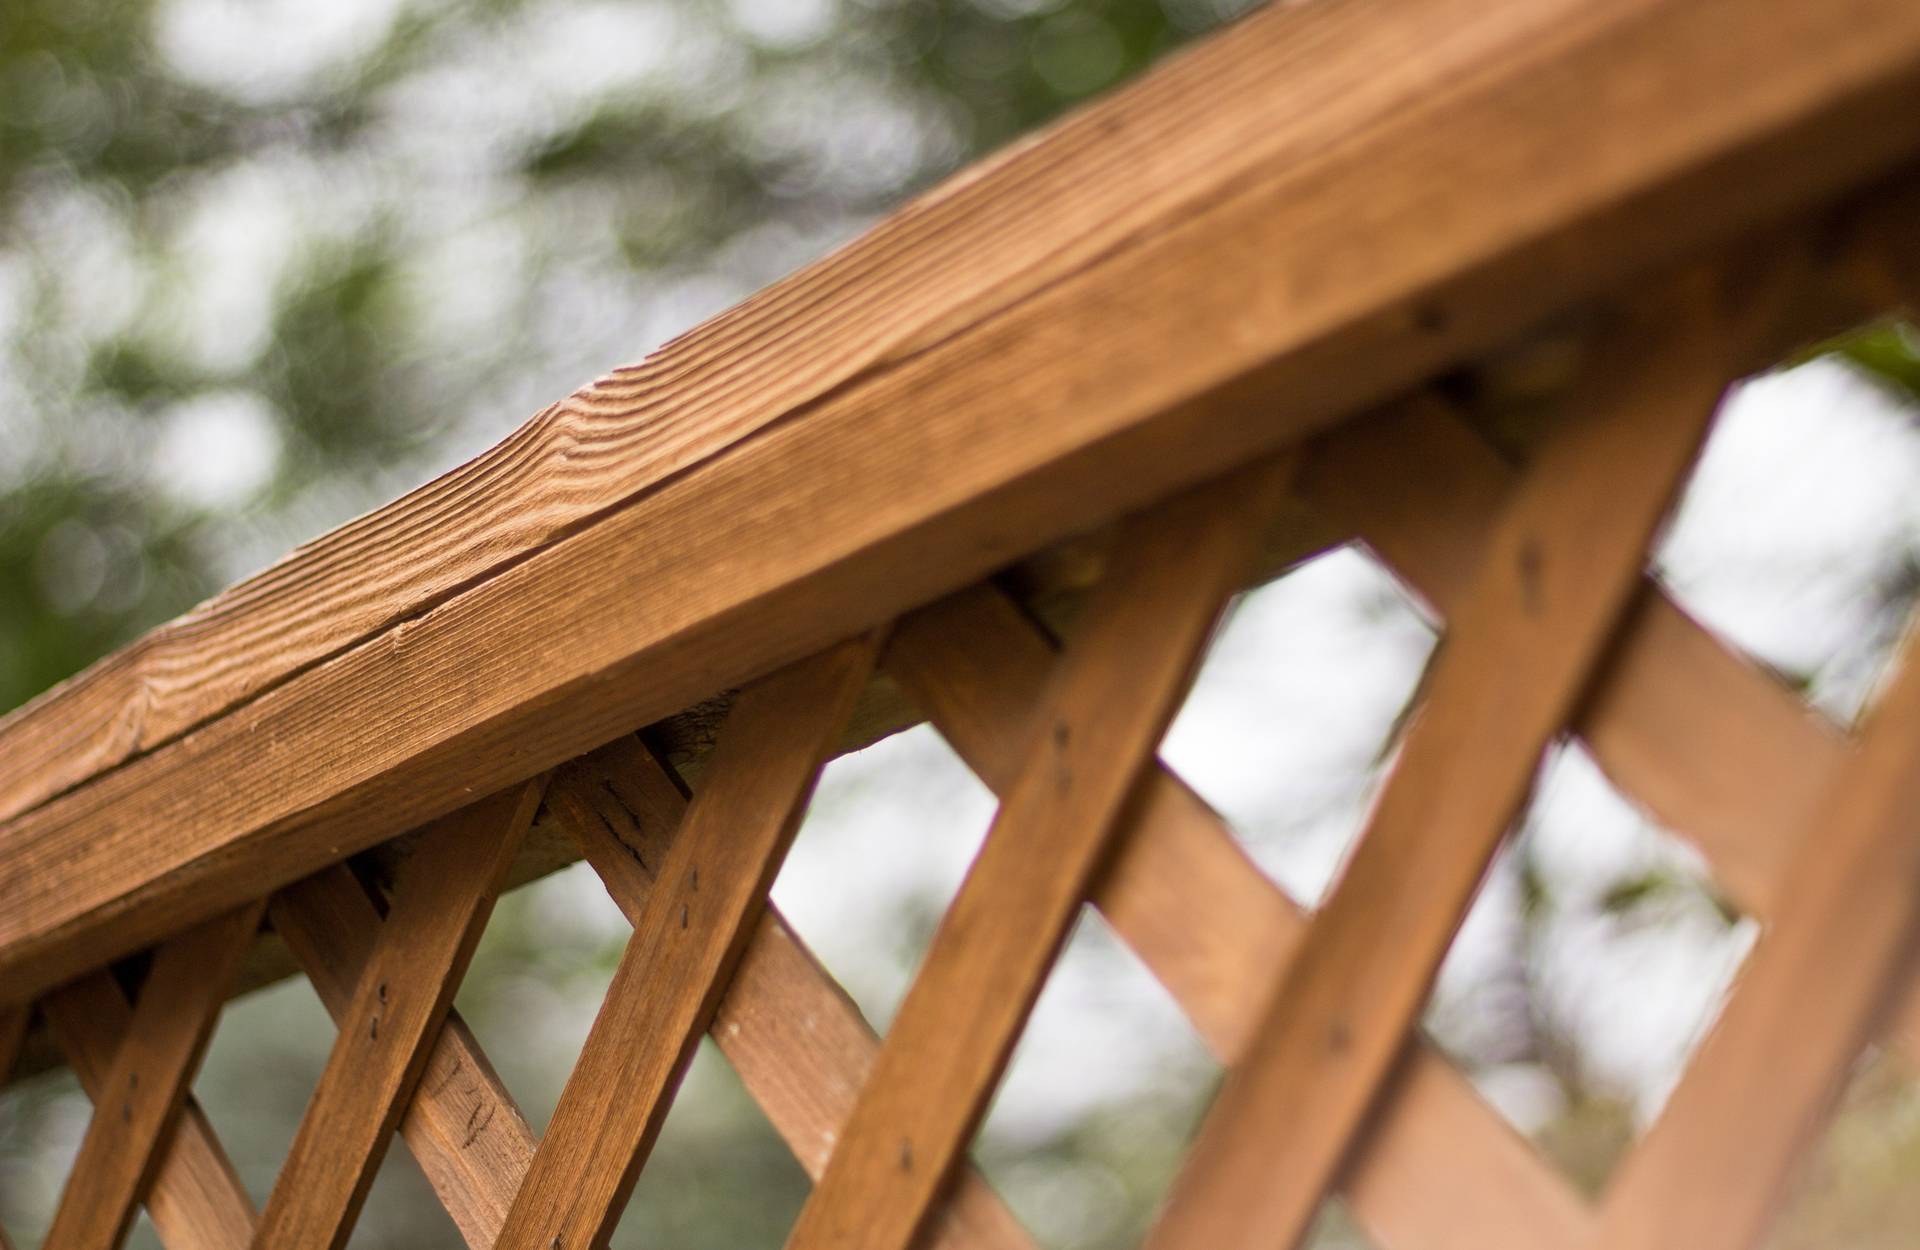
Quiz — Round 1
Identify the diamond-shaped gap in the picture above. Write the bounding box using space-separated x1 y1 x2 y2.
7 946 472 1250
1765 1044 1920 1249
914 541 1426 1250
452 856 630 1139
965 908 1218 1250
1158 541 1437 909
1657 322 1920 728
956 910 1385 1250
613 1038 812 1247
769 720 998 1036
452 852 818 1248
451 836 810 1247
1420 739 1757 1196
446 725 998 1246
164 972 329 1234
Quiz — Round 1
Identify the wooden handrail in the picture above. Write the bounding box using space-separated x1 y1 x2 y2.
5 0 1920 1001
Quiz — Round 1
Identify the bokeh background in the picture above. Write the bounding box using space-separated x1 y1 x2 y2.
5 0 1920 1246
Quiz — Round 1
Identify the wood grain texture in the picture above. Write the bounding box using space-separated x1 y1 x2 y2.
41 973 256 1250
785 458 1293 1250
10 0 1920 1002
554 735 1035 1250
1301 397 1920 1074
1143 279 1728 1250
1593 627 1920 1248
1302 395 1842 919
40 903 263 1250
497 637 877 1249
253 778 543 1250
10 176 1920 1097
269 863 535 1249
887 582 1590 1250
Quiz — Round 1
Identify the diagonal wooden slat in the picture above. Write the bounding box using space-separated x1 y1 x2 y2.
41 974 256 1250
252 778 544 1250
270 863 536 1248
13 0 1920 1009
1301 395 1839 926
885 581 1591 1250
496 636 879 1249
554 735 1035 1250
40 902 264 1250
1593 623 1920 1249
1143 278 1729 1250
784 456 1296 1250
1302 398 1920 1062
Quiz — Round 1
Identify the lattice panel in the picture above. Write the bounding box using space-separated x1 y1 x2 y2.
8 269 1920 1250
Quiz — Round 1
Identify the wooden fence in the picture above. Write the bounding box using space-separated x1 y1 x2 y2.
5 0 1920 1245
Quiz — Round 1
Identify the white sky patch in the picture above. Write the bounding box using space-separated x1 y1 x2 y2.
518 0 682 104
772 724 997 1032
984 912 1213 1142
728 0 837 48
371 2 695 183
33 186 147 347
150 389 283 510
747 69 955 201
1162 545 1436 906
1539 906 1757 1123
1660 357 1920 720
156 0 408 103
160 158 310 373
402 205 530 354
1524 744 1714 907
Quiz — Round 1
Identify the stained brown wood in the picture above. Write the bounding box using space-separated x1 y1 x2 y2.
1593 627 1920 1248
1303 397 1920 1077
497 637 877 1249
886 582 1590 1250
40 903 263 1250
269 863 535 1248
252 778 543 1250
12 0 1920 834
555 734 1034 1250
1143 280 1728 1250
1301 395 1842 920
10 0 1920 1003
785 458 1293 1250
41 974 256 1250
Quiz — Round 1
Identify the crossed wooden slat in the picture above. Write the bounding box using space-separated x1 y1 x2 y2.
498 638 882 1246
20 283 1920 1249
785 458 1299 1250
1142 272 1732 1249
256 779 544 1248
39 905 262 1250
